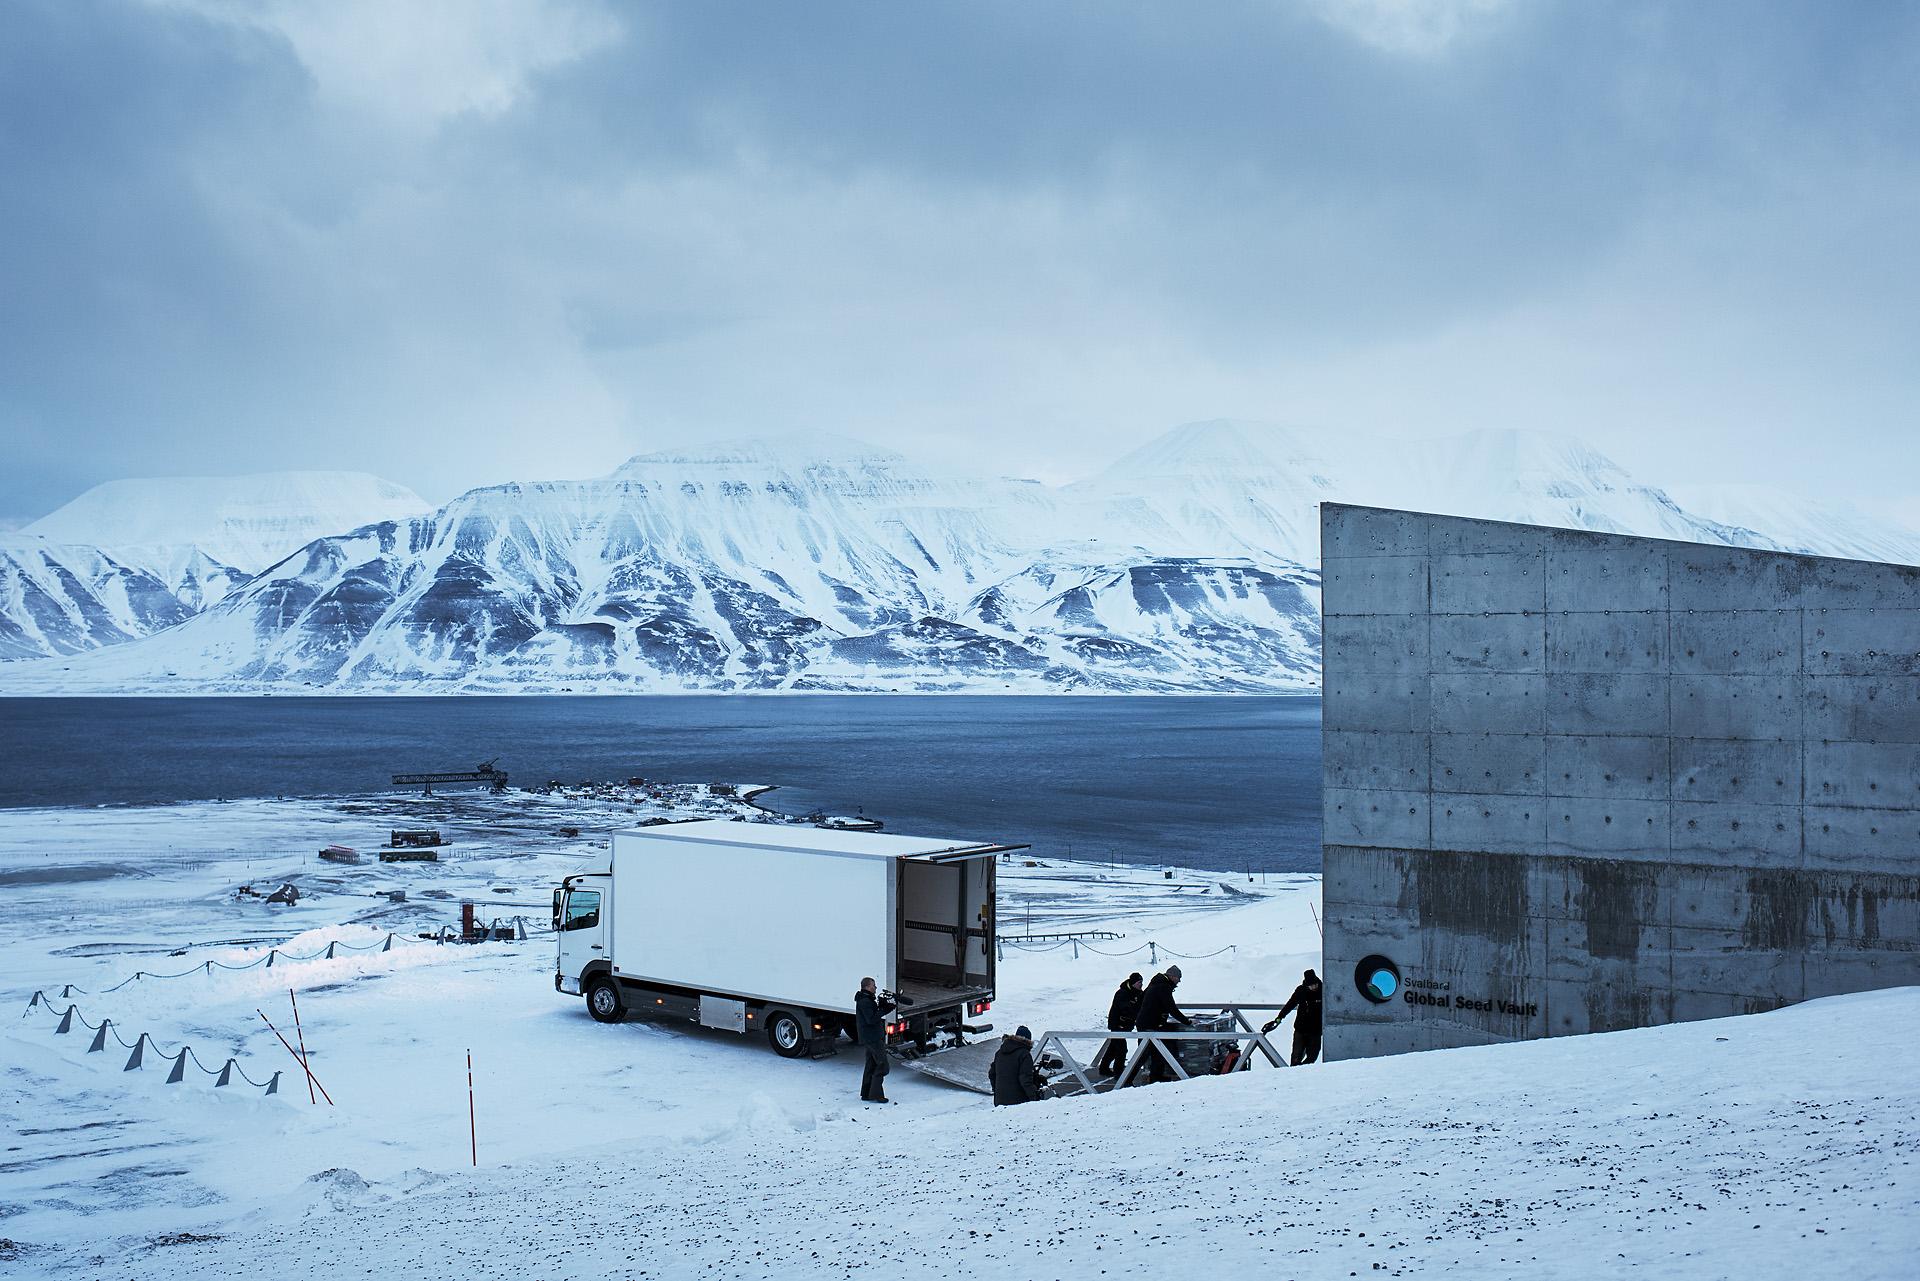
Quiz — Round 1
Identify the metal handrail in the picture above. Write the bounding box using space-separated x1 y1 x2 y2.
1030 1003 1289 1098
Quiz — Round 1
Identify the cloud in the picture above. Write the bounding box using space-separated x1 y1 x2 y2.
144 0 623 125
1304 0 1516 58
1 1 1917 522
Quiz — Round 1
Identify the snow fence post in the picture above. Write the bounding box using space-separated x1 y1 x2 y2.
61 984 75 998
88 1020 111 1053
25 990 41 1012
467 1048 477 1167
124 1034 146 1071
382 934 394 953
290 988 316 1106
265 1071 280 1096
215 1059 234 1087
1148 942 1158 964
265 949 277 969
326 942 337 959
55 1005 75 1034
167 1049 187 1084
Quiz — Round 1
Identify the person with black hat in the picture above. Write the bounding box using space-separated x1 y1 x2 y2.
1264 968 1323 1065
1097 972 1144 1078
989 1025 1046 1106
1130 966 1192 1084
854 976 895 1102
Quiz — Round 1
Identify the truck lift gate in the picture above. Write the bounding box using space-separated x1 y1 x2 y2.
891 1038 1000 1094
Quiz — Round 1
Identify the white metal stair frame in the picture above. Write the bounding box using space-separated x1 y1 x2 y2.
1031 1003 1292 1097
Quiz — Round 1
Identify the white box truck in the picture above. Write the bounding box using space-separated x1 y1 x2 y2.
552 819 1019 1058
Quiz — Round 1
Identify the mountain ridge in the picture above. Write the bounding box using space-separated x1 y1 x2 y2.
4 424 1916 692
3 470 432 660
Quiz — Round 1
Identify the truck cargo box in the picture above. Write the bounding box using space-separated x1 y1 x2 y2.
605 821 1008 1016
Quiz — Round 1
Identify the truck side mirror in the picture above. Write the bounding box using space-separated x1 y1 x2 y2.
551 888 562 930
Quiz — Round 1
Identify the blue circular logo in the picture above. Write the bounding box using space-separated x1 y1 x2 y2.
1354 954 1401 1003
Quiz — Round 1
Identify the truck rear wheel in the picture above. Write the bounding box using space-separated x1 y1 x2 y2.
585 977 625 1024
766 1009 807 1058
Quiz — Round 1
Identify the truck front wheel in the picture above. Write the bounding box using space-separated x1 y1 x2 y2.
765 1009 807 1058
585 977 625 1024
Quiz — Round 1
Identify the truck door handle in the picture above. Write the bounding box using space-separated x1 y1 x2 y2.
590 944 603 951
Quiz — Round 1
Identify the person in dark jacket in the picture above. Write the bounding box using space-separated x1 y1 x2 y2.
1263 968 1323 1065
1130 966 1191 1084
1097 973 1144 1077
988 1025 1046 1106
854 976 895 1102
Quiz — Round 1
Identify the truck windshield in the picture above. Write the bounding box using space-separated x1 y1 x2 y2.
561 889 601 932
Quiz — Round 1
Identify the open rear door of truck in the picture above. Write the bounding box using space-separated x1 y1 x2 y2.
896 843 1011 1001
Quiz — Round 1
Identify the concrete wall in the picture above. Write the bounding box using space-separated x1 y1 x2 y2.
1320 503 1920 1060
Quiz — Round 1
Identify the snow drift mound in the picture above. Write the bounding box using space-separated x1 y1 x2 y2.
70 987 1920 1281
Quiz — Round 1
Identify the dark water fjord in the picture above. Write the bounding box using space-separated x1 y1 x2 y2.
0 696 1323 873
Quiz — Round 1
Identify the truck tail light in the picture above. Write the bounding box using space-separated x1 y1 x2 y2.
969 1000 991 1016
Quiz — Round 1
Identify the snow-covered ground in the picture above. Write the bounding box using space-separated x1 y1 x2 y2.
0 785 1288 1273
2 787 1914 1278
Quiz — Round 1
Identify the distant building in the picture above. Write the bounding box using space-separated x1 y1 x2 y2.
1319 503 1920 1059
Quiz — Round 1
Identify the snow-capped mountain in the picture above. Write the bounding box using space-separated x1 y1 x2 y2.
0 471 432 658
4 425 1914 693
1664 482 1920 568
1064 420 1838 563
25 470 432 577
6 439 1319 691
0 538 197 660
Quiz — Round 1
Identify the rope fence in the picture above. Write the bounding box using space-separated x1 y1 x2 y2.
996 937 1238 962
49 917 537 997
19 991 282 1095
15 915 542 1101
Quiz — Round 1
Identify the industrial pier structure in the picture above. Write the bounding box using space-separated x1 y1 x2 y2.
1319 502 1920 1060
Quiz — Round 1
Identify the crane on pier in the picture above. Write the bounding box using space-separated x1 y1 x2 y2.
392 758 508 795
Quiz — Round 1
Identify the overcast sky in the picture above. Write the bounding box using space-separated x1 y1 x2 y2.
3 0 1916 522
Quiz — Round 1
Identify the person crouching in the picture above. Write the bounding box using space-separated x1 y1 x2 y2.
989 1025 1046 1106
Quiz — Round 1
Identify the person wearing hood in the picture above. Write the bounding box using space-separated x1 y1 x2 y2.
1130 966 1191 1084
1097 972 1145 1077
1263 968 1323 1065
989 1026 1045 1106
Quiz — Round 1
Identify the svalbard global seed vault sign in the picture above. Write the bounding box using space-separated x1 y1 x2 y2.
1318 503 1920 1060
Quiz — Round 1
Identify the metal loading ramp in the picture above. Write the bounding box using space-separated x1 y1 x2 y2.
893 1038 999 1094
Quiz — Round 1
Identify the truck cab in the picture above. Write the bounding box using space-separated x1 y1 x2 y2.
553 870 612 1013
551 820 1013 1059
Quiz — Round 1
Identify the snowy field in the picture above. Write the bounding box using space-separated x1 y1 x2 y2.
2 786 1915 1278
